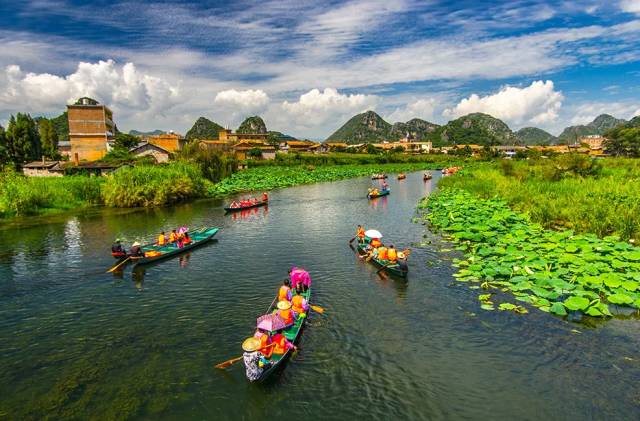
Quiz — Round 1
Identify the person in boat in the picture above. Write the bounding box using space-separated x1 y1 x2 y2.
356 225 366 244
230 200 240 208
182 231 191 245
168 229 178 245
157 231 166 246
291 293 309 318
271 329 297 356
370 237 382 248
274 300 296 327
387 244 398 263
112 239 125 256
262 192 268 202
377 245 389 262
253 328 275 364
396 250 408 272
128 241 144 257
242 337 265 381
279 279 293 302
370 188 379 196
289 267 311 293
382 181 389 191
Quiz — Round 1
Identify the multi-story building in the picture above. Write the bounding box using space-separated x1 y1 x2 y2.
67 97 115 161
579 135 605 150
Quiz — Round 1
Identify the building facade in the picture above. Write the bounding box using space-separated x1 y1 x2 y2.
67 97 115 161
148 132 185 152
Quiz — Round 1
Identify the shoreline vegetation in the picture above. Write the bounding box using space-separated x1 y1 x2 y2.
0 153 459 219
420 189 640 320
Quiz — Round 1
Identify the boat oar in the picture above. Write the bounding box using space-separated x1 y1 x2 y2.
214 343 276 369
309 304 325 314
107 257 131 273
376 263 392 274
348 237 355 244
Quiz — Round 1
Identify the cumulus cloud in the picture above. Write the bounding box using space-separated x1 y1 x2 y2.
443 80 563 127
214 89 270 114
0 59 180 119
278 88 379 134
385 99 437 123
620 0 640 13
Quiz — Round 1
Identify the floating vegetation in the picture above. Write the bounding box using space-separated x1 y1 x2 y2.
419 189 640 319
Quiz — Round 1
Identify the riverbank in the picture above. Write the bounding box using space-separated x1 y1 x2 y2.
440 156 640 241
419 188 640 321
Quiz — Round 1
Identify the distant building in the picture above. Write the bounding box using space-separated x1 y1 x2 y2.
218 129 268 143
67 97 115 161
129 143 171 163
234 140 276 160
278 140 320 153
22 160 65 177
579 135 605 150
148 132 185 152
58 141 71 158
319 142 349 153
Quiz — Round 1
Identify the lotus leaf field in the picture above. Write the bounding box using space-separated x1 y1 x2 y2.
420 189 640 319
209 163 438 196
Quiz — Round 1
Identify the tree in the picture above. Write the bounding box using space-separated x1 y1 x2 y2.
114 133 140 149
366 144 379 154
604 127 640 157
0 125 8 166
38 118 60 159
393 145 405 153
6 113 41 164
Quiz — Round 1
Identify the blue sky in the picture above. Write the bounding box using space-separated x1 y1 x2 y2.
1 0 639 138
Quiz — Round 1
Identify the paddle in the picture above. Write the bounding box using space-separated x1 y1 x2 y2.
376 263 392 274
348 237 355 244
214 343 276 369
309 304 324 314
107 257 131 273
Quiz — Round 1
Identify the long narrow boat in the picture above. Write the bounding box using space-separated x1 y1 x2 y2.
253 287 311 382
367 189 390 199
130 227 219 266
355 242 408 278
371 174 388 180
397 173 406 180
224 200 268 213
423 172 433 181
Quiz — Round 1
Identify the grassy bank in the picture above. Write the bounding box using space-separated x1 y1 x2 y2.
0 171 103 217
420 189 640 320
209 162 446 196
440 156 640 241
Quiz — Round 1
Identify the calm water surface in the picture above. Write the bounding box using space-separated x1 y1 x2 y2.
1 172 639 420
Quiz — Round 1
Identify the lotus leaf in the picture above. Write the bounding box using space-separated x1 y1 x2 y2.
621 280 638 291
480 304 495 311
498 303 517 311
563 296 590 311
607 293 634 305
549 302 567 316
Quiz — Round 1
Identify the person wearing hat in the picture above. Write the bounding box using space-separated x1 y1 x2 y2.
271 329 297 356
111 239 125 257
397 250 408 272
242 337 269 381
128 241 144 257
274 300 295 327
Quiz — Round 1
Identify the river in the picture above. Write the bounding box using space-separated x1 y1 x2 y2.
1 171 639 420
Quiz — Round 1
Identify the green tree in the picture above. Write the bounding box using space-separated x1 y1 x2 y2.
6 113 41 164
604 127 640 157
0 125 8 166
38 118 60 159
114 133 140 149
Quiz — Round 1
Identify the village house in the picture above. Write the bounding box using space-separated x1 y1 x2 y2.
22 159 65 177
278 140 320 153
319 142 349 153
67 97 115 161
129 143 171 163
199 129 275 160
147 132 185 152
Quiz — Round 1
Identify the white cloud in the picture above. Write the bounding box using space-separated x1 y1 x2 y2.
443 80 563 128
568 101 640 125
214 89 269 113
274 88 379 138
0 59 180 121
620 0 640 13
385 99 437 123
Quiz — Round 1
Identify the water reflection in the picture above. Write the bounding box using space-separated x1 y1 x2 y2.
228 205 269 222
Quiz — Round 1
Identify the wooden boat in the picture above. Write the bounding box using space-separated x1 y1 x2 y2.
130 227 219 266
423 172 433 181
397 173 406 180
224 200 268 212
371 174 388 180
111 251 126 259
367 189 390 199
355 241 408 278
252 287 311 382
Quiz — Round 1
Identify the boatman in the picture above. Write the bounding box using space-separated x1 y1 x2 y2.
242 337 270 381
112 239 125 256
128 241 144 257
356 225 366 243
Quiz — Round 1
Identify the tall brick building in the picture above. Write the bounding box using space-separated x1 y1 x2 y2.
67 97 115 161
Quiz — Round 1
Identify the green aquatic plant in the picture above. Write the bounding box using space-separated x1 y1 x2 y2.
420 188 640 319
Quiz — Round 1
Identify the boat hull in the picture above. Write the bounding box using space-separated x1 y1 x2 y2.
367 190 390 199
130 228 219 266
224 200 268 212
355 242 408 278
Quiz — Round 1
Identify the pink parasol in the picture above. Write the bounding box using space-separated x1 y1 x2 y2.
178 226 188 234
256 313 287 332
